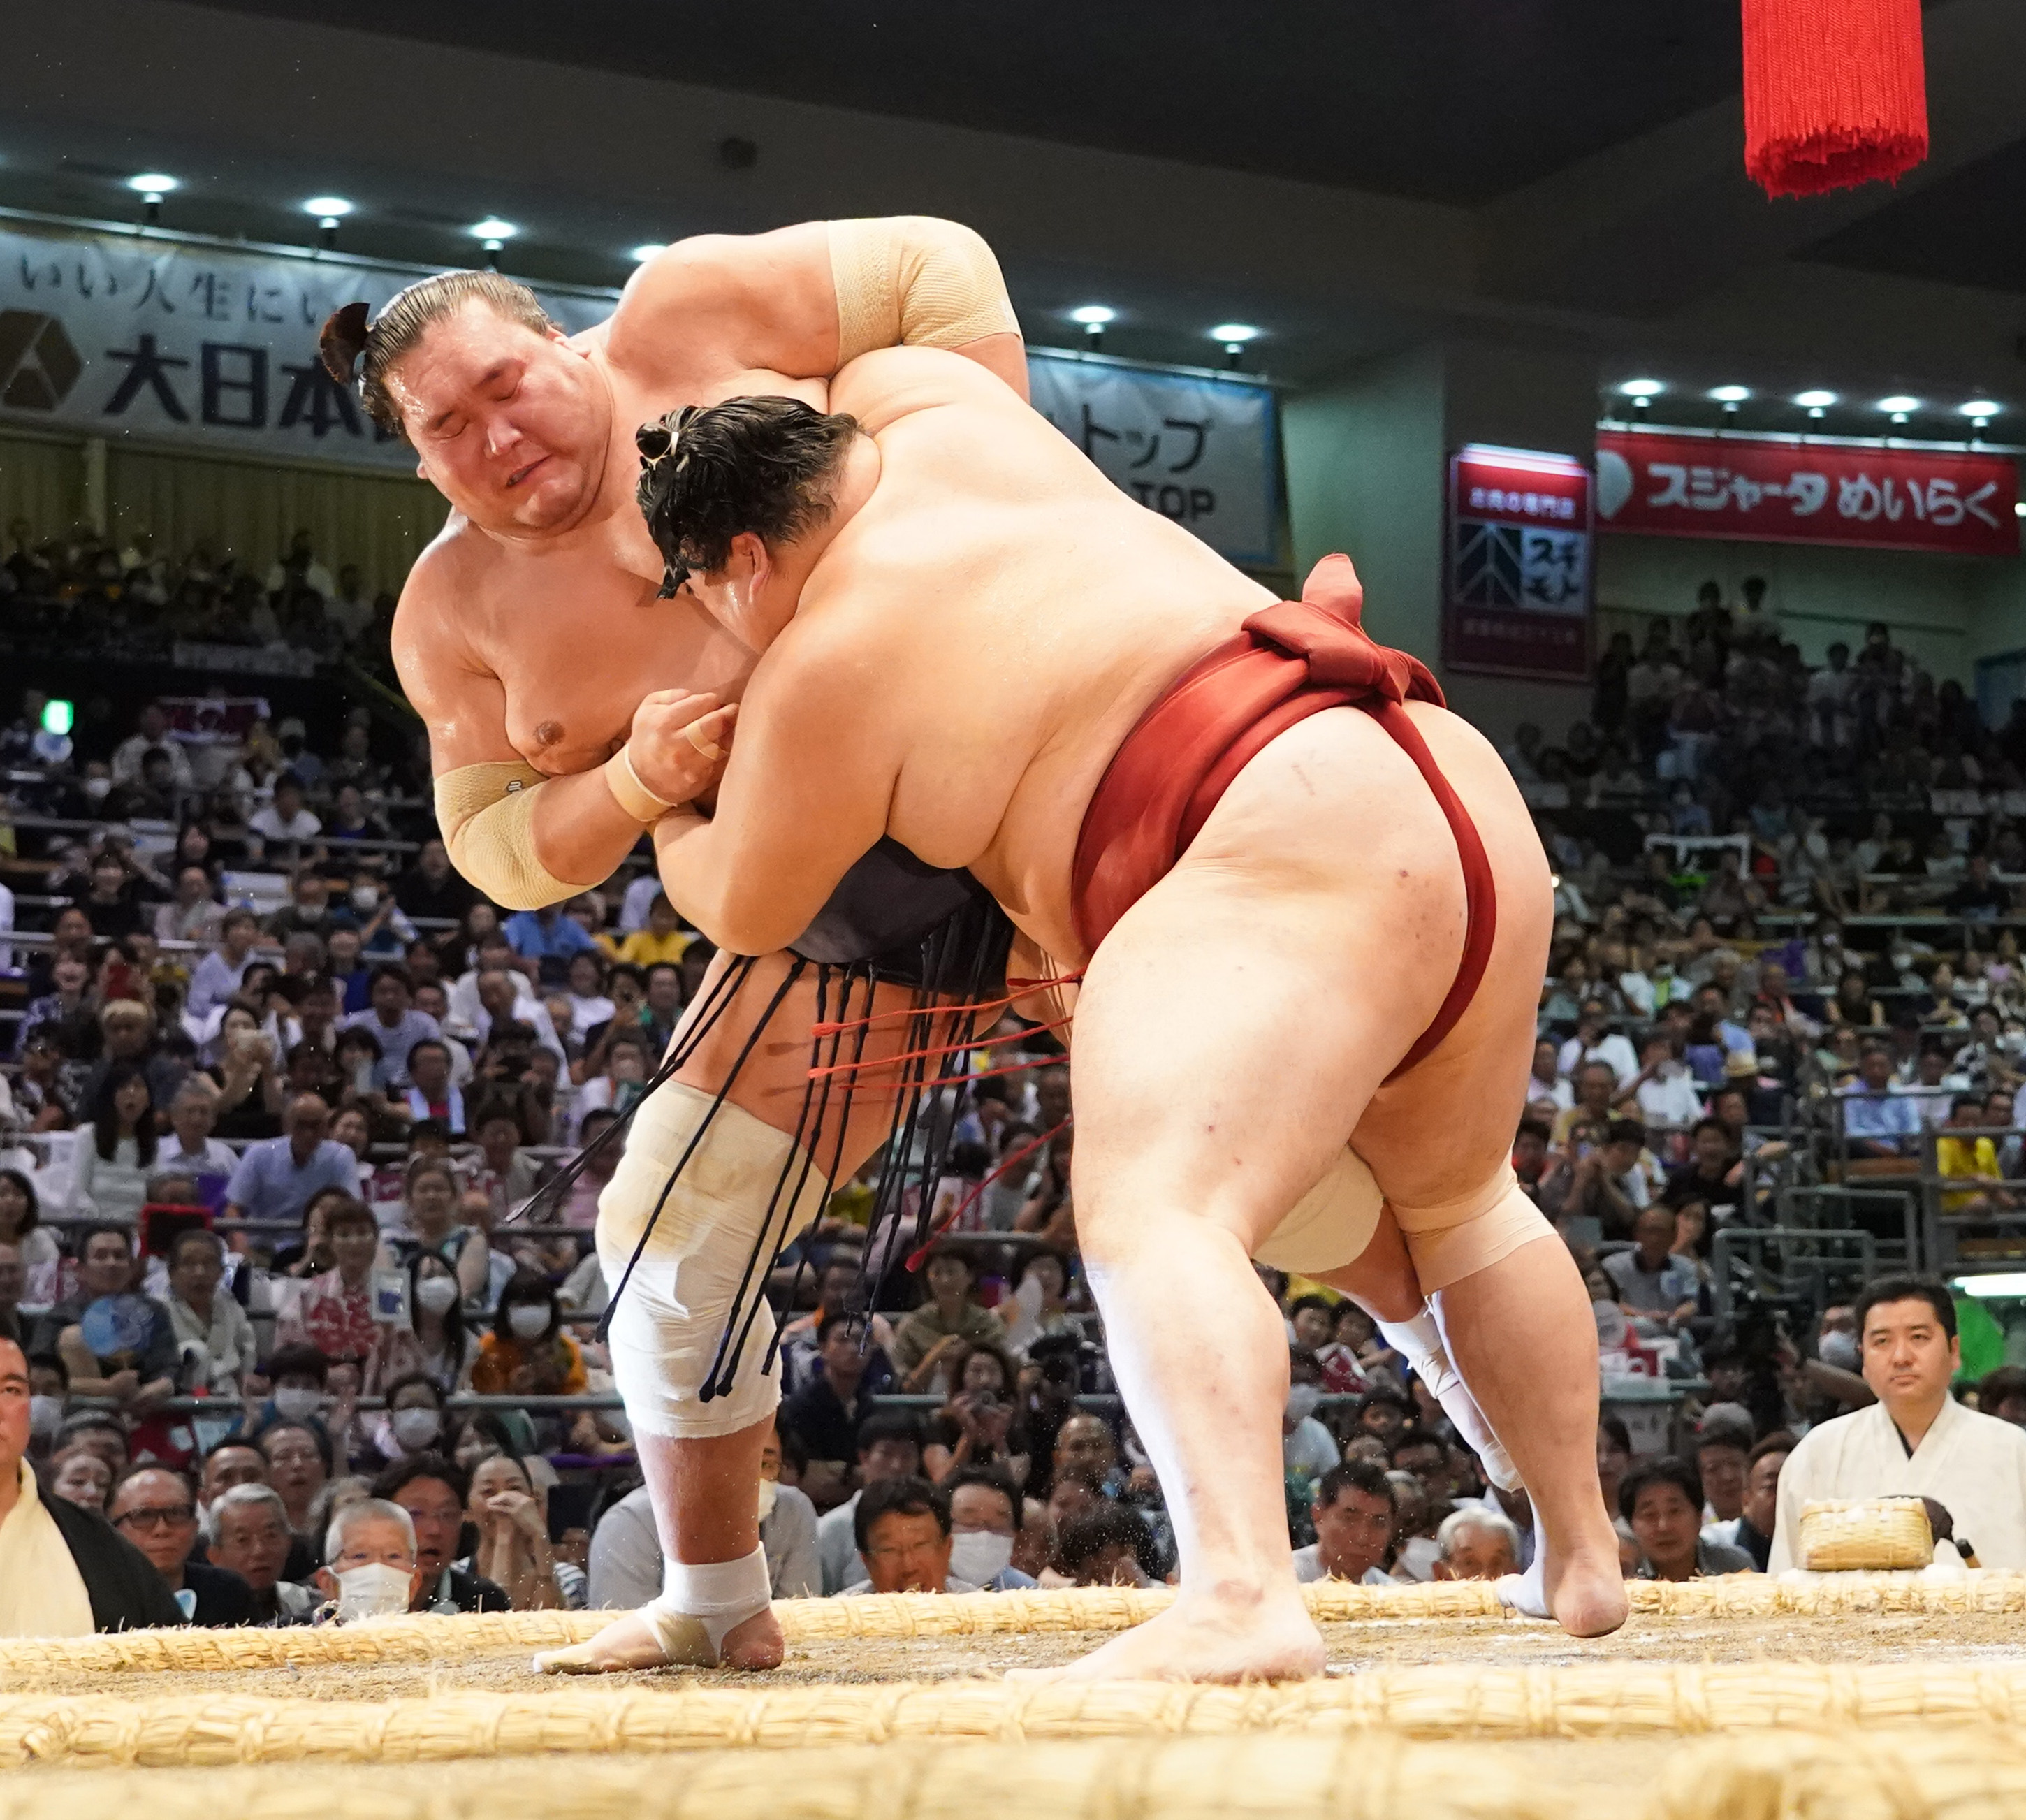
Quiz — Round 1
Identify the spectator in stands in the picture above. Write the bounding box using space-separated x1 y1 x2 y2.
815 1408 924 1592
1700 1432 1789 1573
1980 1367 2026 1427
374 1254 474 1395
195 1439 268 1522
394 838 478 925
1294 1460 1399 1585
1838 1042 1924 1158
224 1092 358 1227
892 1245 1005 1392
187 909 264 1020
47 1445 114 1515
639 963 684 1057
1937 1095 2014 1214
159 1077 238 1202
1662 1118 1743 1226
398 1039 466 1136
461 1450 565 1610
108 1464 256 1624
937 1464 1037 1592
1550 1060 1622 1151
1694 1411 1753 1525
342 965 440 1091
920 1339 1028 1484
379 1157 491 1303
503 900 597 984
256 1418 333 1564
846 1476 969 1595
610 892 690 969
1430 1506 1521 1582
470 1270 585 1397
1557 998 1639 1084
1603 1203 1699 1334
1623 1458 1754 1579
0 1171 59 1311
372 1453 511 1612
41 1225 177 1412
279 1196 382 1367
156 865 225 946
311 1498 428 1621
207 1481 318 1624
0 1337 182 1636
247 777 322 855
68 1062 159 1223
166 1229 257 1392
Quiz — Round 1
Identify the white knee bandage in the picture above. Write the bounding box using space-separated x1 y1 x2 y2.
643 1545 773 1666
597 1082 831 1441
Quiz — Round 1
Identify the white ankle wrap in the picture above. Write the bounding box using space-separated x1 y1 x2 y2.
642 1545 773 1666
1378 1307 1521 1493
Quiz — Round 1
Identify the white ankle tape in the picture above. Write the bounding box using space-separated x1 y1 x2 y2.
1378 1309 1521 1493
643 1545 772 1666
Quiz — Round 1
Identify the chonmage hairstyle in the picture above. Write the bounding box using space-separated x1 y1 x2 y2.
319 272 555 439
634 396 860 597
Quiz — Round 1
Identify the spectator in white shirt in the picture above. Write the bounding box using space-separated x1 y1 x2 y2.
341 965 443 1091
1557 999 1641 1086
247 778 322 851
109 702 194 792
1291 1461 1399 1585
70 1065 159 1223
1283 1352 1341 1483
187 909 264 1021
562 951 615 1047
158 1077 239 1198
1627 1030 1705 1130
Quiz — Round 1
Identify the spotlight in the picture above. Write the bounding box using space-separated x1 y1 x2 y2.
1963 399 2001 434
470 218 517 268
1877 394 1919 425
127 172 177 224
1210 323 1260 370
1795 388 1836 419
303 196 353 249
1619 379 1664 398
1070 304 1115 349
1709 385 1751 404
630 244 666 263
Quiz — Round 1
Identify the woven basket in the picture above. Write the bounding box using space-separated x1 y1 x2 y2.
1798 1499 1932 1572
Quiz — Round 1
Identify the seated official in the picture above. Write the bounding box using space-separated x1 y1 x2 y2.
1769 1274 2026 1572
0 1337 183 1636
1292 1460 1399 1586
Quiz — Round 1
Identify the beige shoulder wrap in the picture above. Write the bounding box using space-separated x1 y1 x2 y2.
829 217 1021 366
434 761 592 912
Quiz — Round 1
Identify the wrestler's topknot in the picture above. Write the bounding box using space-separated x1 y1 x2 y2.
318 272 553 440
634 395 860 595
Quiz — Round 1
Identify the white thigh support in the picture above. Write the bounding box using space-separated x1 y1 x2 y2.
1251 1144 1385 1277
597 1081 831 1441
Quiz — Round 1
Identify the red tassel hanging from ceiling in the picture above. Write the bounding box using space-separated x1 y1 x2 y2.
1741 0 1928 198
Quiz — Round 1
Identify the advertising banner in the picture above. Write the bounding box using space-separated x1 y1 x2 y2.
0 219 610 473
1443 443 1593 680
1028 351 1279 566
1595 428 2018 558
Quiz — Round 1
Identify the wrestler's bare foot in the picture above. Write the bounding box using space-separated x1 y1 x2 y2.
532 1605 785 1675
1546 1540 1629 1638
1007 1581 1325 1684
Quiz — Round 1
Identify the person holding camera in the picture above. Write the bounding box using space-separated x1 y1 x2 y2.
921 1339 1030 1486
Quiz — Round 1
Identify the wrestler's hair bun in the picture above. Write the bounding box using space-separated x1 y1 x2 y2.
319 300 372 385
634 395 860 599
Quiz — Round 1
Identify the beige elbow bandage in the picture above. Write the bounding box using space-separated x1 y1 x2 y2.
829 217 1021 366
435 761 596 911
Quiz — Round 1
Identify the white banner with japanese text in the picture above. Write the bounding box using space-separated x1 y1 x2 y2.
0 219 611 472
1027 351 1279 566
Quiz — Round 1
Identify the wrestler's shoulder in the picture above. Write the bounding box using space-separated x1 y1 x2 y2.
391 518 494 653
831 344 1025 434
606 223 832 367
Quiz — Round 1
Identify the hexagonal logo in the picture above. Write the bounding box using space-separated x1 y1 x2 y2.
0 310 82 410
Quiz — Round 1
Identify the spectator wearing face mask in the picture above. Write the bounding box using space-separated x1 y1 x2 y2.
469 1272 585 1397
371 1373 451 1468
313 1497 425 1622
942 1464 1040 1592
374 1253 473 1395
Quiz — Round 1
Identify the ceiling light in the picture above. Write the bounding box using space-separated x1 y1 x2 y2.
630 243 666 263
1962 400 2002 418
1710 385 1751 404
1618 379 1664 398
1954 1274 2026 1298
469 217 517 243
1794 390 1837 409
303 196 353 219
1069 305 1116 326
1877 395 1920 413
1209 323 1260 344
126 173 178 196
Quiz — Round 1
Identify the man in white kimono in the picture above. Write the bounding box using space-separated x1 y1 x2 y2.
1769 1274 2026 1572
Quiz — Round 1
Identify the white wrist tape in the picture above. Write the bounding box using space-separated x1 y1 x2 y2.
642 1544 773 1665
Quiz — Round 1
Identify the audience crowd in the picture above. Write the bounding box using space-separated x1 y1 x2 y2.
6 567 2026 1633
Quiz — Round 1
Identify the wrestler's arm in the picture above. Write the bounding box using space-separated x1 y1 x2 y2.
393 548 653 907
646 632 898 956
618 217 1028 400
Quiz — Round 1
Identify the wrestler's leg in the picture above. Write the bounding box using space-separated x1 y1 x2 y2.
539 951 945 1674
1017 822 1473 1682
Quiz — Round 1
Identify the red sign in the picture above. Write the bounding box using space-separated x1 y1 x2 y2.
1443 444 1593 681
1596 429 2018 558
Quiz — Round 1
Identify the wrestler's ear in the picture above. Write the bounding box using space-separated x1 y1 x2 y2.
729 532 771 590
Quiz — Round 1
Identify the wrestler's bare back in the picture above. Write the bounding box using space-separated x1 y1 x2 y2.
704 347 1553 1211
